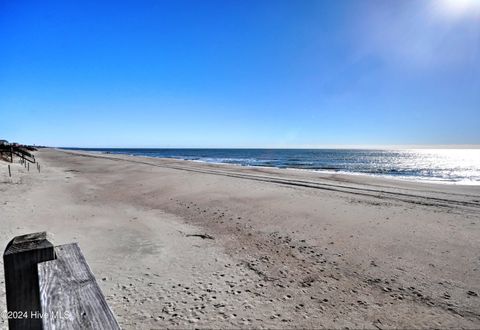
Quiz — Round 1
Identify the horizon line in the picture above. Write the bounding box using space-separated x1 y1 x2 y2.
55 144 480 150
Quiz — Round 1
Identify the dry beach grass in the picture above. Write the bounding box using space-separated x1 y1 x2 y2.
1 149 479 329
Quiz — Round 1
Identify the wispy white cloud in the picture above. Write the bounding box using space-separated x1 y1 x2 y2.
350 0 480 70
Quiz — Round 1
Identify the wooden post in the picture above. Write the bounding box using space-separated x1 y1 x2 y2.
3 232 55 330
38 244 120 329
28 162 30 171
10 147 13 163
8 164 11 177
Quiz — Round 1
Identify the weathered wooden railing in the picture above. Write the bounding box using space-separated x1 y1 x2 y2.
3 232 120 330
0 145 36 164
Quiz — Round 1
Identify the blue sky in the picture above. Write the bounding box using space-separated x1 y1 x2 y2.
1 0 479 148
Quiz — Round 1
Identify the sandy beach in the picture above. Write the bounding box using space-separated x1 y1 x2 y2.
1 148 479 329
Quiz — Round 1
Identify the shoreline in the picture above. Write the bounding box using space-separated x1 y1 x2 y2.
1 148 479 328
59 148 480 186
57 148 480 200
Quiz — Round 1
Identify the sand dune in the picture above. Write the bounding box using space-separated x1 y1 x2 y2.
1 148 479 329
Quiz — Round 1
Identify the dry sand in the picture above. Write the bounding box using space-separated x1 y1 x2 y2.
1 148 479 329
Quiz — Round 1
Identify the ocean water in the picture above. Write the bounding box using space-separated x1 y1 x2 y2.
64 148 480 185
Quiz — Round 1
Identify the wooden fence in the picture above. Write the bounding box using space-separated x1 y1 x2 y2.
0 145 36 164
3 232 120 330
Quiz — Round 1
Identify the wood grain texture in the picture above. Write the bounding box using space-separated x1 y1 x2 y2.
3 232 55 330
38 244 120 330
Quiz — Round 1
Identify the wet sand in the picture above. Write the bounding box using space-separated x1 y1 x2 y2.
1 148 479 329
